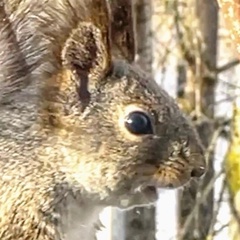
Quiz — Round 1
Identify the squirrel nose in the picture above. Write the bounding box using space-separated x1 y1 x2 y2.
190 166 206 178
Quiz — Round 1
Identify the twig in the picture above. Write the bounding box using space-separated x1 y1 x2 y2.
207 179 227 237
216 59 240 73
178 169 224 239
178 125 226 239
227 185 240 232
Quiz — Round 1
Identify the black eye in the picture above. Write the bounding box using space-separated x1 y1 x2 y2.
124 111 153 135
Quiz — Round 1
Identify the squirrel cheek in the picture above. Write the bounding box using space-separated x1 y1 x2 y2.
152 164 191 188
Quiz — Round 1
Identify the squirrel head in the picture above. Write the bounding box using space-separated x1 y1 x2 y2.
40 19 206 208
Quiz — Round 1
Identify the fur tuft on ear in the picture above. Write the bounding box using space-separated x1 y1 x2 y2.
41 0 114 118
62 23 112 82
61 22 112 110
62 0 112 82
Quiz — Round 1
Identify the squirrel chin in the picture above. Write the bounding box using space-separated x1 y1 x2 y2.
115 186 158 209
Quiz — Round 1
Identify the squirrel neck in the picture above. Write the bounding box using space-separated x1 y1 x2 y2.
54 196 102 240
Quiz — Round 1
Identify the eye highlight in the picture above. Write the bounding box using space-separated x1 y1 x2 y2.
124 111 153 135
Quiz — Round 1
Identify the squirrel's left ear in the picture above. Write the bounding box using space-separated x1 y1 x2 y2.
61 0 112 110
62 22 112 83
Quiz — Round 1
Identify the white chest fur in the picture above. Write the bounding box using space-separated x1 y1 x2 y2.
55 194 103 240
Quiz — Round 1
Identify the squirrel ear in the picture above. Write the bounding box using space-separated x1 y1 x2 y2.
62 0 112 81
62 22 112 83
60 0 113 112
62 22 112 110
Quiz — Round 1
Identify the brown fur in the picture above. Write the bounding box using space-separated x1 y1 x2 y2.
0 0 206 239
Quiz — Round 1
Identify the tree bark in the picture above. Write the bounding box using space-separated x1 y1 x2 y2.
219 2 240 238
226 100 240 240
134 0 153 73
177 0 218 239
109 0 136 62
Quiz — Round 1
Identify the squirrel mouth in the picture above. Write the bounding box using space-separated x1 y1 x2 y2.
133 185 158 202
142 186 158 199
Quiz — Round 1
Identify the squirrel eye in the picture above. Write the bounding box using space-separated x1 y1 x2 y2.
124 111 153 135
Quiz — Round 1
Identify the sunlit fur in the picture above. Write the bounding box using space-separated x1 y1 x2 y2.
0 0 206 239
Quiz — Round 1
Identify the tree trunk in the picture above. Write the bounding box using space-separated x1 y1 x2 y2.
133 0 153 73
177 0 218 239
109 0 136 62
218 1 240 239
226 100 240 240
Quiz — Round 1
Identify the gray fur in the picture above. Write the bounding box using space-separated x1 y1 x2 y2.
0 1 206 239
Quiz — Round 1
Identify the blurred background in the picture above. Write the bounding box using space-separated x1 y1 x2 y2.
98 0 240 239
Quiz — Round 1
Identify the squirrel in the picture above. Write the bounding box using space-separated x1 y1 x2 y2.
0 0 206 239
